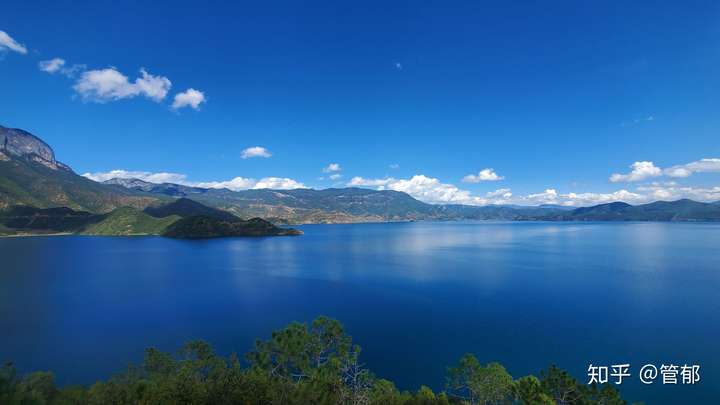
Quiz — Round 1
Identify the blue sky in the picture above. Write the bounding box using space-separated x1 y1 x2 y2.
1 0 719 205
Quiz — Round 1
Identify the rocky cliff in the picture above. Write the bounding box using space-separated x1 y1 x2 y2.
0 126 161 212
0 125 71 171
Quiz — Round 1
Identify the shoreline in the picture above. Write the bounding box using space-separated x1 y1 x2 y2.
3 219 719 239
0 232 74 238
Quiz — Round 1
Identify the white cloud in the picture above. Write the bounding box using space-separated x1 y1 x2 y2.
74 68 134 100
609 161 662 183
389 163 400 169
663 166 692 179
82 169 188 184
329 174 342 180
513 184 720 207
374 175 485 205
636 184 720 202
197 176 306 190
73 68 171 102
0 30 27 54
85 167 720 207
64 64 86 76
241 146 272 159
38 57 86 77
558 190 646 206
347 173 675 207
49 61 198 108
253 177 305 190
664 158 720 178
349 175 490 205
462 168 504 183
610 158 720 183
322 163 342 173
517 188 648 207
195 177 256 190
525 188 559 204
486 188 512 199
134 69 172 101
83 169 305 191
39 58 65 73
172 88 206 110
186 176 305 191
348 177 394 188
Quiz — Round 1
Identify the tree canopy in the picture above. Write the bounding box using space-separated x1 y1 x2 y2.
0 316 636 405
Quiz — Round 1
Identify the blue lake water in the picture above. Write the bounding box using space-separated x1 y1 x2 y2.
1 221 719 404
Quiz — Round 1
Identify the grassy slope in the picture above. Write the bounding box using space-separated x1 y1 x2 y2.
0 159 160 213
81 207 180 236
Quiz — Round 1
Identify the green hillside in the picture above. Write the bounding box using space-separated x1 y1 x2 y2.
81 207 180 236
0 204 304 238
144 197 239 221
0 206 101 234
163 215 302 238
0 158 159 213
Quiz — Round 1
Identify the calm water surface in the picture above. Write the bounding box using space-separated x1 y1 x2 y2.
1 222 719 404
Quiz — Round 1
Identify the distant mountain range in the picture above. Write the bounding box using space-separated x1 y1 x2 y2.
2 124 720 236
102 177 579 223
107 177 720 223
523 199 720 222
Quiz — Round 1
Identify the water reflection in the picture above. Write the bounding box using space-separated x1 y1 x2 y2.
1 222 719 405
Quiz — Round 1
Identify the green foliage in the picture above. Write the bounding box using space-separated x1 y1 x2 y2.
540 365 585 405
514 376 554 405
0 206 101 234
80 207 180 236
0 318 633 405
163 215 301 238
446 354 514 405
144 198 240 222
0 159 157 213
537 365 625 405
0 205 178 236
0 203 301 238
245 316 362 404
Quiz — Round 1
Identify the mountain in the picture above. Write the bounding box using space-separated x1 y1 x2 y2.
636 199 720 221
103 179 575 223
163 215 302 238
103 177 209 197
0 206 102 234
81 207 181 236
538 204 576 211
103 179 437 222
431 204 569 220
0 125 71 171
4 125 720 226
106 176 720 223
0 125 160 212
529 199 720 221
0 205 300 237
0 205 176 236
143 198 240 221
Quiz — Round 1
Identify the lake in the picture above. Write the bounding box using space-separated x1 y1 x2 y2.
1 221 718 404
